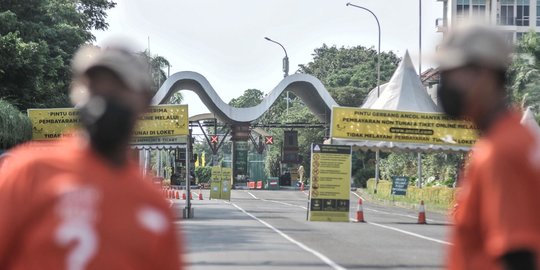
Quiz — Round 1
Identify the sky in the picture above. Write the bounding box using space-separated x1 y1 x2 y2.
93 0 443 117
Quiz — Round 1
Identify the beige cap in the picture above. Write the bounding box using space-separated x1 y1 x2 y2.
71 44 152 95
436 25 513 71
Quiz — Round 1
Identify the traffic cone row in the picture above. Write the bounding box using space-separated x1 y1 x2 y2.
161 187 207 201
354 199 427 224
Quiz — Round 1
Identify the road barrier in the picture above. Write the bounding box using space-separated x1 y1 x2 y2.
248 181 256 189
256 181 263 189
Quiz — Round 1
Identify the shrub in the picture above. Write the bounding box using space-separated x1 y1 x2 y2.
0 99 32 149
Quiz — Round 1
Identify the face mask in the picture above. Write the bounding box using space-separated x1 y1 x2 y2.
437 76 466 119
79 97 136 154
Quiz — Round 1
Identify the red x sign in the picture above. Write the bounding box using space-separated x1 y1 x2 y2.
265 136 274 145
210 135 219 144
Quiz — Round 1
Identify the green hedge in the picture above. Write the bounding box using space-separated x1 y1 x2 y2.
366 179 456 210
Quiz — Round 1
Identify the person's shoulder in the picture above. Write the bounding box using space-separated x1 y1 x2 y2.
487 113 535 157
9 139 75 164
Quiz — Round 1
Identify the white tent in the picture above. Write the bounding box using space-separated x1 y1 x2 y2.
362 51 440 113
334 50 470 152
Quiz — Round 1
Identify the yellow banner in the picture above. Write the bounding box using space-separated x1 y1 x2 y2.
28 105 189 140
331 107 478 147
134 105 188 137
309 144 351 222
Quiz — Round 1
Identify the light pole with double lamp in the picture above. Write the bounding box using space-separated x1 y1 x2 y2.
264 37 290 115
346 2 382 193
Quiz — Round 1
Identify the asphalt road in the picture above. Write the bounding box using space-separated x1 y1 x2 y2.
171 189 452 270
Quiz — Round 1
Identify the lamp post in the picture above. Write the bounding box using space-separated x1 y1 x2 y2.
265 37 290 115
346 2 382 193
346 3 381 98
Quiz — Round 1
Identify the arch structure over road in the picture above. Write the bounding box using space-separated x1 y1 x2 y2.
151 71 338 125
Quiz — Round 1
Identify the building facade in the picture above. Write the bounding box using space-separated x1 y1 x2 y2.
437 0 540 41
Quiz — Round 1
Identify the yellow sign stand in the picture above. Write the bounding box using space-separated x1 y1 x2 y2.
308 144 352 222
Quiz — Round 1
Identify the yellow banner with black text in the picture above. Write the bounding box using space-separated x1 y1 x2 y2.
27 105 189 140
331 107 478 147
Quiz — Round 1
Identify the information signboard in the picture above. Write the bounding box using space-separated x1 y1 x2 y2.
391 176 409 196
28 104 189 140
210 166 222 199
308 144 352 222
331 107 477 147
221 167 232 201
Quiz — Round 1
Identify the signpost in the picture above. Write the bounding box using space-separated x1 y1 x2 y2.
210 166 231 200
308 144 352 222
391 176 409 196
210 166 222 199
221 167 232 201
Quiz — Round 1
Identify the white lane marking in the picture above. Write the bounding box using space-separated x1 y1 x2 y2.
246 191 258 199
368 221 452 246
350 191 365 201
302 191 309 196
261 199 308 210
230 202 347 270
364 208 444 224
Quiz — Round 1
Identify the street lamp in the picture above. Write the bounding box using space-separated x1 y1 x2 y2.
264 37 289 77
265 37 290 114
346 2 382 193
346 3 381 98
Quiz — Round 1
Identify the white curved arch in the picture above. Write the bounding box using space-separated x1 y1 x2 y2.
151 71 338 124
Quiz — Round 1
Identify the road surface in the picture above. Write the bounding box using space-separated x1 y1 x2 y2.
171 189 451 270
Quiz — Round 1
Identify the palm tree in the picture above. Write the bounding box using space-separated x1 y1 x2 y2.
138 50 183 104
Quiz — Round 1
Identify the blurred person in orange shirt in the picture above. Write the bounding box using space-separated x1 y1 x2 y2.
0 42 183 269
437 25 540 270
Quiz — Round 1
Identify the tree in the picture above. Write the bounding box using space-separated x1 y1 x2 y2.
299 44 400 107
229 89 264 108
0 0 117 110
139 50 175 95
508 30 540 111
0 99 32 150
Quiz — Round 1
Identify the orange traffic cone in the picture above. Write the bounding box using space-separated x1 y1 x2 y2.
418 200 427 224
190 192 193 200
356 198 365 222
167 189 171 199
300 182 305 192
198 189 203 200
175 191 180 200
182 192 186 200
